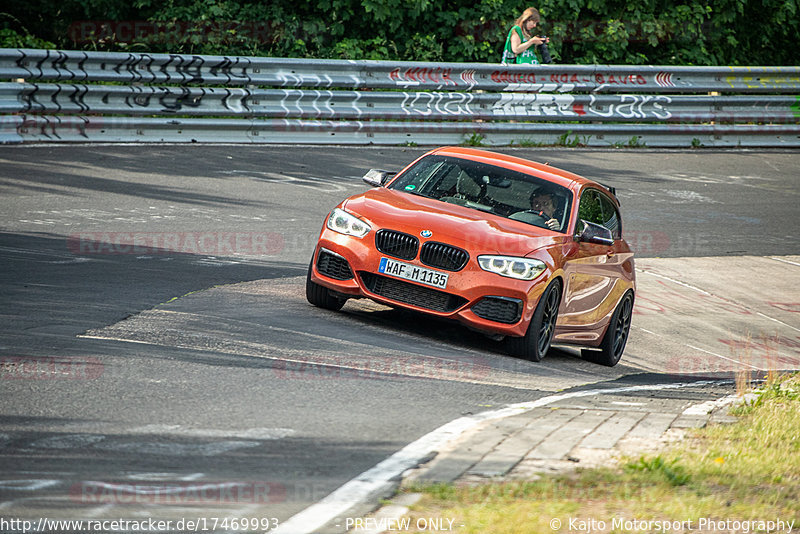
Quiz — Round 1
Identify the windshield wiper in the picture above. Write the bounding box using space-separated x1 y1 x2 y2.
402 189 433 199
469 204 495 214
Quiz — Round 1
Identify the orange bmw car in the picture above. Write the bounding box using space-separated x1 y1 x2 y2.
307 147 635 366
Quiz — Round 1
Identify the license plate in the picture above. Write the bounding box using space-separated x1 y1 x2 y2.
378 258 449 289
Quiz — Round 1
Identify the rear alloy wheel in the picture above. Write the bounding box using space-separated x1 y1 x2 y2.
306 259 346 311
507 279 562 362
584 291 633 367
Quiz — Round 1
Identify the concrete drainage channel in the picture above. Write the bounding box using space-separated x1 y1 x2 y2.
274 379 746 534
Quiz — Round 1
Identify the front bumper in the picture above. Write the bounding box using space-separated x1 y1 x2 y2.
309 230 549 337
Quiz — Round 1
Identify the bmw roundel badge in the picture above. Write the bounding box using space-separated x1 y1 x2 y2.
420 230 433 238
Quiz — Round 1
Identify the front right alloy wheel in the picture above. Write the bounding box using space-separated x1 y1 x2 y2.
584 290 634 367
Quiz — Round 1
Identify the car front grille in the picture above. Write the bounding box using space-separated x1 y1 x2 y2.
420 241 469 272
316 249 354 280
360 272 467 313
471 297 523 324
375 230 419 261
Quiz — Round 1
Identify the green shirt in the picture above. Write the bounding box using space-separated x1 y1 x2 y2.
502 25 540 65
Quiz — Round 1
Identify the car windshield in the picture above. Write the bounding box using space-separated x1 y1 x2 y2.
388 155 573 233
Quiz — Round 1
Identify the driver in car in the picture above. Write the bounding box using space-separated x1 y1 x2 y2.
529 191 560 231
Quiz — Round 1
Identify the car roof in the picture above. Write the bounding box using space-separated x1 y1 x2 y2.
428 146 600 193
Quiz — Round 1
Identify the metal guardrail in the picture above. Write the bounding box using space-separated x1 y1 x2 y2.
3 49 800 93
6 114 798 147
1 48 799 146
3 83 798 123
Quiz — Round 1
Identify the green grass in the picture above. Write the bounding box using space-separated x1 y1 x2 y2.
400 374 800 533
462 133 487 147
510 138 546 148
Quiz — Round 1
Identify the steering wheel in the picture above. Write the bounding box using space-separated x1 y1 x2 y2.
523 210 548 223
509 209 549 226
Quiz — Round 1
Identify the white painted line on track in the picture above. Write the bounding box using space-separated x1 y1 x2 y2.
79 480 255 496
95 440 261 457
637 269 713 296
128 425 295 440
638 266 800 339
28 434 106 449
78 333 545 390
0 480 60 491
686 344 764 371
770 256 800 268
125 472 205 481
756 311 800 333
114 306 497 360
271 380 729 534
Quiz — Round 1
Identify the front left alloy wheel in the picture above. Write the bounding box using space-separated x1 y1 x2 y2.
506 279 562 362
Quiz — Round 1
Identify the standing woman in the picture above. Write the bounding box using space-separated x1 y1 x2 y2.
502 7 549 64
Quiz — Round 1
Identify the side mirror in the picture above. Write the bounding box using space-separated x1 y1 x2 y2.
362 169 396 187
577 220 614 246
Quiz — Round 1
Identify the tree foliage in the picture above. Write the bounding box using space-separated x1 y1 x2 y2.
3 0 798 65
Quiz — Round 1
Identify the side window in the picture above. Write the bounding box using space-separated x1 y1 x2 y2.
576 189 621 239
576 190 603 234
598 194 621 239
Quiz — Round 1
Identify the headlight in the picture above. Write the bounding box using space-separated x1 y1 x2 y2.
477 255 547 280
327 208 371 238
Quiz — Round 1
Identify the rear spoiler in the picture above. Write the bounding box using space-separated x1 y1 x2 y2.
600 183 618 199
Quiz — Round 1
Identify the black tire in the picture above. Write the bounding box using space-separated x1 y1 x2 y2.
584 291 634 367
306 259 346 311
506 279 562 362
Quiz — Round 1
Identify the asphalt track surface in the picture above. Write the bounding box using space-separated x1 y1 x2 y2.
0 146 799 531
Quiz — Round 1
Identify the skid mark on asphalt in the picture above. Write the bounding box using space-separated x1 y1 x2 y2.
219 170 366 193
78 257 800 382
629 255 800 375
0 472 275 526
80 277 633 392
5 424 294 457
0 423 296 523
83 321 581 391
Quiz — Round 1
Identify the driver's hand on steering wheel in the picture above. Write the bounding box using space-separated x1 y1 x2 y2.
545 218 559 231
